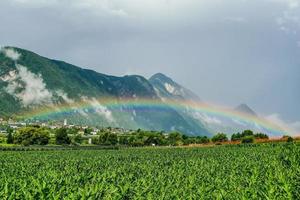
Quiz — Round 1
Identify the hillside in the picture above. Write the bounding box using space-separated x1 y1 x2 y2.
0 47 211 136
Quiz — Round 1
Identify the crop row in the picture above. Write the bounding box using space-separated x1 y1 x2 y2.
0 144 299 199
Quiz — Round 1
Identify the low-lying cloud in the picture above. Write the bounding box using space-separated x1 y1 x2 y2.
193 112 222 125
265 113 300 135
81 97 115 122
3 64 53 106
1 47 21 61
55 90 74 104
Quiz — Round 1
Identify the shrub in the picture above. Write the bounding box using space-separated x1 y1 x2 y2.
55 128 71 145
241 136 254 144
287 136 294 143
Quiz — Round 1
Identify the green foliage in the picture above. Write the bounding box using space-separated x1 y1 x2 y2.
0 144 299 199
241 136 255 144
242 130 254 136
282 135 294 143
55 128 71 145
182 135 210 145
231 132 242 141
84 128 93 135
6 132 13 144
254 133 269 139
232 130 268 141
0 135 6 144
13 127 50 146
212 133 228 142
67 128 79 135
287 136 294 143
73 134 83 144
168 132 183 146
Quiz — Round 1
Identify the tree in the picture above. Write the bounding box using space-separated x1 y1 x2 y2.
212 133 228 143
107 133 118 145
241 130 254 137
168 132 183 146
287 136 294 143
13 127 50 146
98 132 109 145
231 133 242 141
254 133 269 139
73 134 83 144
231 130 264 141
119 136 129 145
6 132 13 144
67 128 79 135
31 129 50 145
84 128 93 135
6 127 14 144
95 132 118 145
55 128 71 145
196 136 210 144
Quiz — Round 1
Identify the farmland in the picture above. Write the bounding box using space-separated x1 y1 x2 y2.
0 144 299 199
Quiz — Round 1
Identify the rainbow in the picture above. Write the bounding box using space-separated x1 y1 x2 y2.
20 97 289 135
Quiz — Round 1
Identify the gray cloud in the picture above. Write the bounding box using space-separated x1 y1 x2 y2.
0 0 299 128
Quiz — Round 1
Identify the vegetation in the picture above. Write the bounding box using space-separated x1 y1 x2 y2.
241 135 254 144
0 144 299 199
231 130 268 143
211 133 228 142
13 127 50 146
6 129 13 144
55 128 71 145
0 125 296 148
287 136 294 143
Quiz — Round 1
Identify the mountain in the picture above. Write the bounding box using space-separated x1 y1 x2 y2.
0 46 282 136
234 104 257 116
0 47 211 136
148 73 280 135
149 73 201 102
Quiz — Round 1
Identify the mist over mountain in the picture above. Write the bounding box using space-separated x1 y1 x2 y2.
0 47 284 136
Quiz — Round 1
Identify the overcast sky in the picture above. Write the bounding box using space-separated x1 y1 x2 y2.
0 0 299 130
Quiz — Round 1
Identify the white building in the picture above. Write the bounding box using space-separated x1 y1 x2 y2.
63 119 67 126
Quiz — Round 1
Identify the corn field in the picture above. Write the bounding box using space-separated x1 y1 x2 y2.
0 144 299 199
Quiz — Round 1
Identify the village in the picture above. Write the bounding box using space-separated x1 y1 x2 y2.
0 118 131 136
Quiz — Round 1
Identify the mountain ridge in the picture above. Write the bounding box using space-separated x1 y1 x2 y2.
0 46 211 136
149 73 201 102
0 46 281 136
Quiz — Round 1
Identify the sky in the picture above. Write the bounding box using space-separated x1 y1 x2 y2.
0 0 299 132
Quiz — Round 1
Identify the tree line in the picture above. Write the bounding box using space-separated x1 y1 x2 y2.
1 125 294 147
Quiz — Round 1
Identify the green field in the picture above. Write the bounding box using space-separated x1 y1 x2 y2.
0 144 299 199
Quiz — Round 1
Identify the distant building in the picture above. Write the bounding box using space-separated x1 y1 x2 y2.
91 131 97 135
63 119 67 126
